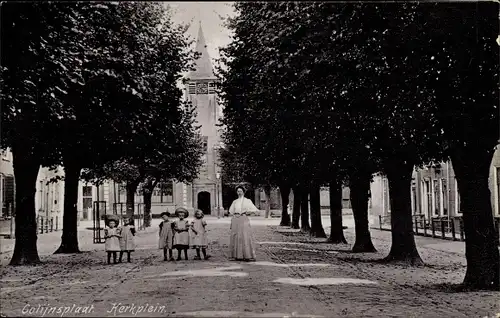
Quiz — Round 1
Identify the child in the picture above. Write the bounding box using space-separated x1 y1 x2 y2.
119 216 135 263
158 211 174 261
173 208 190 261
104 216 121 264
191 209 211 260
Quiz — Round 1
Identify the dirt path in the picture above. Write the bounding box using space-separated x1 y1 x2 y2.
1 220 499 317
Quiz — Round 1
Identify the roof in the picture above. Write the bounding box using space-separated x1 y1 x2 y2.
188 22 216 80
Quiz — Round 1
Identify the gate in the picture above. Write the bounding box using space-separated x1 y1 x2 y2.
136 203 144 231
112 203 125 218
92 200 107 244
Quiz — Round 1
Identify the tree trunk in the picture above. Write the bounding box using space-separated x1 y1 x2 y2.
264 185 271 218
309 184 326 238
10 150 41 265
327 180 347 243
300 187 311 232
452 149 499 291
279 184 291 226
384 161 423 265
291 186 301 229
142 179 158 228
143 190 153 228
350 172 376 252
54 159 82 254
126 181 139 216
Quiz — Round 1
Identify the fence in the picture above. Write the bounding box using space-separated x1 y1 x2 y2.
378 214 500 243
93 201 145 244
36 215 59 234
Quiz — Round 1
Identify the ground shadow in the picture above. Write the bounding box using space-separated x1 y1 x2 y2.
335 256 429 269
424 283 500 294
297 240 350 246
277 231 308 237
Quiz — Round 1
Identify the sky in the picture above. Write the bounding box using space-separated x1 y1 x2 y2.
167 2 236 64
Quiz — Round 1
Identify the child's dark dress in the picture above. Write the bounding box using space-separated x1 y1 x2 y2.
158 220 174 250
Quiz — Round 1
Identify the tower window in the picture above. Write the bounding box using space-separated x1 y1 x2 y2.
202 136 208 152
208 82 216 94
188 83 196 94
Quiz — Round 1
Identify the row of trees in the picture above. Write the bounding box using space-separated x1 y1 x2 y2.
1 2 203 264
219 2 499 290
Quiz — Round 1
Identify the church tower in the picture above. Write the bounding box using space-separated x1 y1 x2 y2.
183 23 222 215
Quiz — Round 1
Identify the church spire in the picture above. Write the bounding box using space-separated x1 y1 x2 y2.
188 22 215 80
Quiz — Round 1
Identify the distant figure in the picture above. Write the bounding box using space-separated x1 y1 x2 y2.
228 185 258 261
173 208 190 260
104 216 121 264
158 212 174 261
119 216 135 263
190 209 210 260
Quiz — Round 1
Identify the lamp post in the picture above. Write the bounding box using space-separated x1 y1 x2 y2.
216 172 221 219
214 141 224 219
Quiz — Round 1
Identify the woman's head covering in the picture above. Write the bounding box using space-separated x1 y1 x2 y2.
105 214 120 227
175 207 189 218
235 184 246 193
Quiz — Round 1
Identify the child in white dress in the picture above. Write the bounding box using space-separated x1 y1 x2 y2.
119 216 135 263
173 208 190 261
191 209 210 260
104 217 121 264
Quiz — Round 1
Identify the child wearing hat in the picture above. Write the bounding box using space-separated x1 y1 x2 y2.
119 215 136 263
104 215 121 264
191 209 210 260
158 211 175 261
173 207 190 260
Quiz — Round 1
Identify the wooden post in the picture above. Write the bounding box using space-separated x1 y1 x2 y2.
441 219 445 239
431 218 436 238
379 215 382 230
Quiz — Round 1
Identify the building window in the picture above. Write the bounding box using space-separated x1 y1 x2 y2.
382 177 390 215
82 186 92 197
433 179 440 216
82 186 93 220
411 185 417 215
83 198 92 210
424 179 431 218
188 82 196 94
152 182 173 203
441 178 448 215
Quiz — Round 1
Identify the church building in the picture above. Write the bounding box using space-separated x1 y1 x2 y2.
173 23 223 216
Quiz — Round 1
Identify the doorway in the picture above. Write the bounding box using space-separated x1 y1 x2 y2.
197 191 211 215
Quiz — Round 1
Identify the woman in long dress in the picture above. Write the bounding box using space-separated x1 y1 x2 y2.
228 185 258 261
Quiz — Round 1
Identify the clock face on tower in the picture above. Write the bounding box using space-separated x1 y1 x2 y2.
196 83 208 94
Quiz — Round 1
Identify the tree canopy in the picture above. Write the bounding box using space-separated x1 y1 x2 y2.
219 1 499 290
